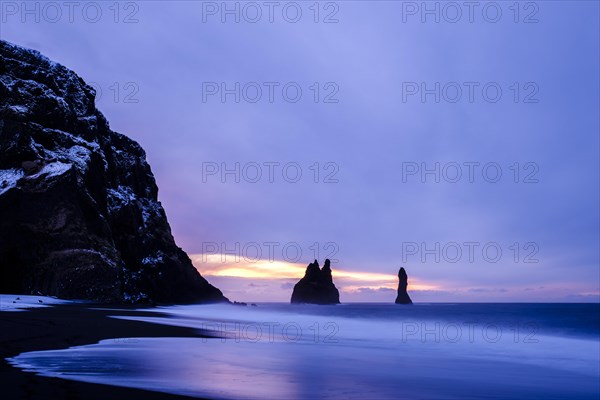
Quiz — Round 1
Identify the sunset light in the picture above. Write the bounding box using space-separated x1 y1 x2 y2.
1 2 598 399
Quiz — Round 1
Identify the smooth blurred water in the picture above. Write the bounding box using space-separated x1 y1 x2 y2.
8 303 600 399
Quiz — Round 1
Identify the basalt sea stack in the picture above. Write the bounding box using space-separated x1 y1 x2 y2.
0 40 227 303
395 267 413 304
291 259 340 304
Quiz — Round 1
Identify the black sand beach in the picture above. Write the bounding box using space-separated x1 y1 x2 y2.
0 303 213 400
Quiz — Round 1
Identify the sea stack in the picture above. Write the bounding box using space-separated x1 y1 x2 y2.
291 259 340 304
0 41 227 304
395 267 413 304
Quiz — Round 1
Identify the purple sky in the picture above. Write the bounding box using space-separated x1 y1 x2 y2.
2 1 598 302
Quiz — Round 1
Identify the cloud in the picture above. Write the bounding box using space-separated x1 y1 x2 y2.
248 283 268 288
346 287 395 294
565 292 600 300
191 254 438 290
2 1 597 304
468 288 508 293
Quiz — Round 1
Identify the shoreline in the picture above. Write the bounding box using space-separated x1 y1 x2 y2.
0 302 215 400
2 301 598 399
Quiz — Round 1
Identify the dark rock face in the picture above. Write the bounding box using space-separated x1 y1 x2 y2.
0 40 227 303
291 259 340 304
395 267 413 304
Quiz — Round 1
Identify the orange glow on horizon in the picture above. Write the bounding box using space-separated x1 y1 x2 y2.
190 254 439 291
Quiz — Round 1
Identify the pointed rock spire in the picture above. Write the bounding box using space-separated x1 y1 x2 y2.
395 267 413 304
321 259 333 284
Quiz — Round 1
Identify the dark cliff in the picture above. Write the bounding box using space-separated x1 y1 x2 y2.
395 267 413 304
291 259 340 304
0 40 227 303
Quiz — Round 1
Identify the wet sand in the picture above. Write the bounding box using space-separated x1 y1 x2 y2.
0 302 214 400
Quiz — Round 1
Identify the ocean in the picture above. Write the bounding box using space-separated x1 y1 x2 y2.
8 303 600 399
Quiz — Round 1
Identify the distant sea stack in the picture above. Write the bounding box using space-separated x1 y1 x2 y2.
291 259 340 304
395 267 413 304
0 40 227 304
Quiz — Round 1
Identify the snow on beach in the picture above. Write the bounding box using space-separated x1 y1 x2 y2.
0 294 74 312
